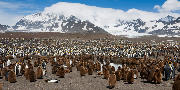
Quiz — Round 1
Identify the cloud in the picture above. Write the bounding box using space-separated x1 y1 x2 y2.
1 1 180 26
0 1 31 10
154 5 161 10
154 0 180 12
41 2 180 25
0 10 23 26
0 1 20 9
0 1 38 26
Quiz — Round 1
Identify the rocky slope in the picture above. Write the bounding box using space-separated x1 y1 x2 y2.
0 24 10 32
2 2 180 36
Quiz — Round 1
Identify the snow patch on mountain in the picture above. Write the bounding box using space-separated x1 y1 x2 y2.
12 2 180 37
42 2 180 27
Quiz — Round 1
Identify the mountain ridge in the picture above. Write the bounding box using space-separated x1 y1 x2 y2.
2 2 180 37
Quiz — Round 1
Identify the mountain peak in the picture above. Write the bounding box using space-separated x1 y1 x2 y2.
0 24 10 31
158 15 175 22
1 2 180 37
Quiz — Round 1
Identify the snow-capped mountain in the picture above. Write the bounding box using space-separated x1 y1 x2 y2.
149 16 180 35
12 13 107 33
6 2 180 36
112 16 180 35
0 24 10 32
157 15 175 23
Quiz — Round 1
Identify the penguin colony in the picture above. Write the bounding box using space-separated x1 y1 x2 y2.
0 37 180 89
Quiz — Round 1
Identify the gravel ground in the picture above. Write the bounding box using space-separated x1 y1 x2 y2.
0 32 180 43
0 62 174 90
